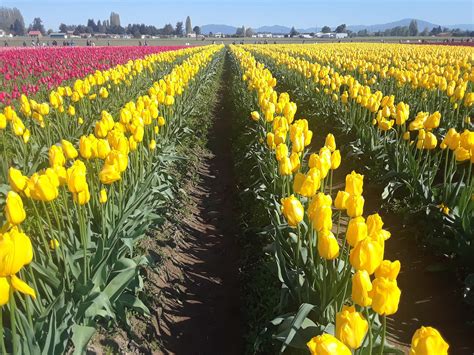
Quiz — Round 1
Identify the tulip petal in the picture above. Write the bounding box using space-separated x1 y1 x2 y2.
11 275 36 299
0 277 10 305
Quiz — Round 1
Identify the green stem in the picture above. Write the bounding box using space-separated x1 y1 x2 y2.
9 287 17 355
379 315 386 355
0 308 6 355
365 308 373 355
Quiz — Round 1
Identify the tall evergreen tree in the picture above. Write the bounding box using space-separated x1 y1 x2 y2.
408 19 418 36
185 16 192 34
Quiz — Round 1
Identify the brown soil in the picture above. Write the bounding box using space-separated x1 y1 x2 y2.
152 95 242 354
88 57 243 355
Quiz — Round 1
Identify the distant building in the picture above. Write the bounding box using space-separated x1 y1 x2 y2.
50 33 67 39
300 33 313 39
213 32 224 38
257 32 272 38
335 33 348 39
28 30 42 38
186 32 196 38
0 29 6 37
273 34 285 38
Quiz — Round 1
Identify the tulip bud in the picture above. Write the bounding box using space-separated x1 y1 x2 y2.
5 191 26 225
61 139 79 160
345 171 364 196
49 239 60 250
8 167 28 193
352 270 373 307
346 217 368 247
375 260 401 280
307 334 351 355
331 150 341 170
250 111 260 121
281 195 304 227
336 305 368 349
346 194 365 218
317 230 339 260
409 326 449 355
350 237 384 275
99 163 121 185
325 133 336 152
334 190 349 210
370 277 401 316
99 188 108 204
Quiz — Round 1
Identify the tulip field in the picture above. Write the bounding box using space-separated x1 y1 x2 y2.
0 42 472 354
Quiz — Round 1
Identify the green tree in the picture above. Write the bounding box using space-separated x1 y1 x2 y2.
162 23 174 36
245 27 254 37
185 16 192 34
420 27 430 36
236 25 245 37
175 21 184 36
289 26 299 37
28 17 45 35
408 19 418 36
321 25 331 33
335 24 346 33
12 18 25 35
193 25 201 35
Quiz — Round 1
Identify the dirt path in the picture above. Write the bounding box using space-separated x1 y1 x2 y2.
154 56 243 355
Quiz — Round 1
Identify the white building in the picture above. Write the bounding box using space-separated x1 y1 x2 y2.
0 29 5 37
257 32 272 38
186 32 196 38
335 33 348 38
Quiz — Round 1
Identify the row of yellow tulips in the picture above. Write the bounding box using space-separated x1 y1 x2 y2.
0 44 223 353
230 44 448 354
246 44 473 239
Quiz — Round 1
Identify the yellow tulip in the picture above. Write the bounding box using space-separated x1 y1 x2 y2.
307 334 351 355
49 239 60 250
250 111 260 121
325 133 336 152
99 163 121 185
281 195 304 227
105 150 128 173
375 260 401 280
345 171 364 196
334 190 349 210
61 139 79 159
0 228 33 276
8 167 28 193
346 217 368 247
350 237 384 275
29 174 59 202
317 229 339 260
352 270 373 307
370 277 401 315
331 150 341 170
346 194 364 218
66 161 87 193
73 185 90 205
409 326 449 355
99 188 108 203
336 305 368 349
5 191 26 225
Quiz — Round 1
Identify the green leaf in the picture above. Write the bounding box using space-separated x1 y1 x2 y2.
71 325 96 355
275 303 319 353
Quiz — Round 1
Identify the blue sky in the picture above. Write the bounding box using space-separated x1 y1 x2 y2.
2 0 473 30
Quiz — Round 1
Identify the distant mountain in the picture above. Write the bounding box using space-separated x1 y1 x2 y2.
200 24 237 35
446 24 474 31
347 18 474 32
256 25 291 34
200 19 473 35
